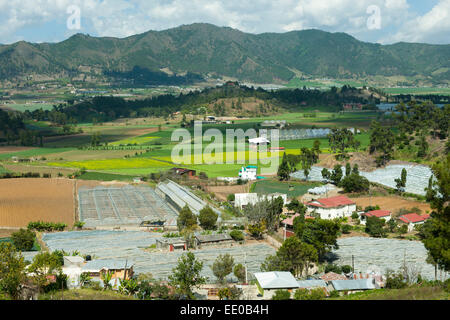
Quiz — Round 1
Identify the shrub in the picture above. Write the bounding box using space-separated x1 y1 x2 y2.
351 212 359 219
229 230 244 242
341 224 352 234
272 289 291 300
27 221 67 232
73 221 85 230
11 229 36 251
294 288 326 300
341 265 352 274
325 264 342 274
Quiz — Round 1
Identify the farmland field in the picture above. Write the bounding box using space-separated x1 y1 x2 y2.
251 179 321 198
0 178 75 228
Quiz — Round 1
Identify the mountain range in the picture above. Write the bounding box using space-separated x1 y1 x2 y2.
0 23 449 84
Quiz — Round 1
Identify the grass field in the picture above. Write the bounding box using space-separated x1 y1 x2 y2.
333 285 449 300
38 288 136 300
77 171 137 181
251 179 321 198
0 103 54 112
383 87 450 95
0 147 74 160
0 178 75 228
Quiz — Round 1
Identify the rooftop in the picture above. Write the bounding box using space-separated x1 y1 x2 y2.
308 195 355 208
365 210 391 218
330 279 376 291
320 272 347 282
195 233 233 243
398 213 430 224
81 259 134 272
254 272 299 289
297 280 327 289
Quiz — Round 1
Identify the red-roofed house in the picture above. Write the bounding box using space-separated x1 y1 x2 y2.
361 210 392 225
398 213 431 232
306 195 356 220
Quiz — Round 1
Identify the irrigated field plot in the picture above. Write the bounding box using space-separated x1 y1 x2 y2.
0 178 75 228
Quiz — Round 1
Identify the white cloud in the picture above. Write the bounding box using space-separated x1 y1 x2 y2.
0 0 448 44
386 0 450 43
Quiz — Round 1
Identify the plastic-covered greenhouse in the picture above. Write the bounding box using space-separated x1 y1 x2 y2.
78 185 178 228
277 128 331 141
291 164 434 196
42 230 276 280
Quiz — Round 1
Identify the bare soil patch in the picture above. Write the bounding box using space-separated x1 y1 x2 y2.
352 196 431 216
0 147 35 154
0 178 75 228
206 184 251 201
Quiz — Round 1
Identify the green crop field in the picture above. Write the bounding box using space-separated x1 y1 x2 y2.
0 103 54 112
382 87 450 95
0 148 74 160
77 171 137 181
47 158 173 171
251 179 321 198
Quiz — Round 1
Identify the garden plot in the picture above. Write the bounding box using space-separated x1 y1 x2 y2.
331 237 447 280
42 231 276 281
78 185 178 228
291 164 433 196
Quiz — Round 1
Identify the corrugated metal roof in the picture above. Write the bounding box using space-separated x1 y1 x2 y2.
330 279 376 291
297 280 327 288
81 259 134 272
195 234 232 243
254 272 298 289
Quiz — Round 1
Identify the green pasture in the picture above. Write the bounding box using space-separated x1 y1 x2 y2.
0 148 74 160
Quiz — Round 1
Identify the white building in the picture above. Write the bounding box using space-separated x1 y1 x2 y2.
234 193 288 209
306 195 356 220
360 210 392 225
238 166 258 181
398 213 431 232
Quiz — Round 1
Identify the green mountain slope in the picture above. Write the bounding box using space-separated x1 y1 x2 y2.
0 23 449 84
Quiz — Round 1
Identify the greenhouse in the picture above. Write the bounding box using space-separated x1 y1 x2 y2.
291 164 434 196
42 230 276 280
277 128 331 141
78 185 178 228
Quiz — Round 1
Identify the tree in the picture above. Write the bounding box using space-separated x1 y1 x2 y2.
341 173 370 193
328 128 357 160
212 254 234 284
312 140 321 163
397 224 408 238
90 131 102 147
0 243 27 300
297 219 340 261
387 219 398 233
365 216 387 238
395 168 407 193
169 252 207 299
352 164 359 175
369 121 395 166
330 165 343 186
177 205 197 232
198 206 218 230
345 162 352 176
233 264 246 284
341 224 352 234
286 199 307 215
261 237 318 277
272 289 291 300
277 153 290 181
11 229 35 251
422 155 450 272
321 168 331 181
28 251 63 292
247 222 266 239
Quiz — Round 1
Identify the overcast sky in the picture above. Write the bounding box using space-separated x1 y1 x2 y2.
0 0 449 45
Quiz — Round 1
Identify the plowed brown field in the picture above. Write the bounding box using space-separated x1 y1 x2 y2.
0 178 75 228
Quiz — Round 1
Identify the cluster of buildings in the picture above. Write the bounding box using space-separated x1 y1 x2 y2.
254 270 384 298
